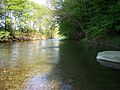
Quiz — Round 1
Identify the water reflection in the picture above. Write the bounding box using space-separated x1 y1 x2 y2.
58 41 120 90
0 39 64 90
0 39 120 90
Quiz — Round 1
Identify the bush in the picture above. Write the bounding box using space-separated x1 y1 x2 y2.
0 30 10 41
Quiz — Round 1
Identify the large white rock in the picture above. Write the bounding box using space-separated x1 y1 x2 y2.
96 51 120 69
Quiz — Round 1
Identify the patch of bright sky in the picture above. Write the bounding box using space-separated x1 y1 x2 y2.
32 0 47 6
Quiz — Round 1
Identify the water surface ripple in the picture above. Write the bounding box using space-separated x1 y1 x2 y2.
0 39 120 90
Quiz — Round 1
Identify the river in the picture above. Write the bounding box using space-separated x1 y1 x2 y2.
0 39 120 90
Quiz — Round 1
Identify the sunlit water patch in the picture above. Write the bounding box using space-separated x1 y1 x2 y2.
0 39 64 90
24 73 51 90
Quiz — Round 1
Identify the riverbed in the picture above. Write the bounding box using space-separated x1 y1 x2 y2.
0 39 120 90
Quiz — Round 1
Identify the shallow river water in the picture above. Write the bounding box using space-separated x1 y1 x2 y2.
0 39 120 90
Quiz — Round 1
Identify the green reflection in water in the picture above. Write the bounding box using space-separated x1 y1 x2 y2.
58 41 120 90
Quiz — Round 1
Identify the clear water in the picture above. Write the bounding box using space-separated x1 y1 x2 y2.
0 39 120 90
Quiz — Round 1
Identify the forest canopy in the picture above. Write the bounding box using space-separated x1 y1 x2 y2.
0 0 59 41
0 0 120 42
55 0 120 41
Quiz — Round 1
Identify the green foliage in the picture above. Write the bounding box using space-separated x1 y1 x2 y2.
55 0 120 40
0 30 10 41
0 0 58 41
55 0 86 40
86 0 120 39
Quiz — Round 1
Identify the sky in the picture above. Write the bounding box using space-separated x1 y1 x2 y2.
32 0 47 5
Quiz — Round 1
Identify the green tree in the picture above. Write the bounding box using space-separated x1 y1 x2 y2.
55 0 86 40
55 0 120 40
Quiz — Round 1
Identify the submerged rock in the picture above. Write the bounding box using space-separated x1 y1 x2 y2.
96 51 120 69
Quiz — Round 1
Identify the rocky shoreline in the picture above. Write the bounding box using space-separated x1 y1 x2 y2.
0 32 46 42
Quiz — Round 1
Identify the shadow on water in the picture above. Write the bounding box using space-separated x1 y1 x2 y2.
0 39 120 90
58 40 120 90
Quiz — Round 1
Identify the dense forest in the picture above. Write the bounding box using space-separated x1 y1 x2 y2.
0 0 120 45
56 0 120 43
